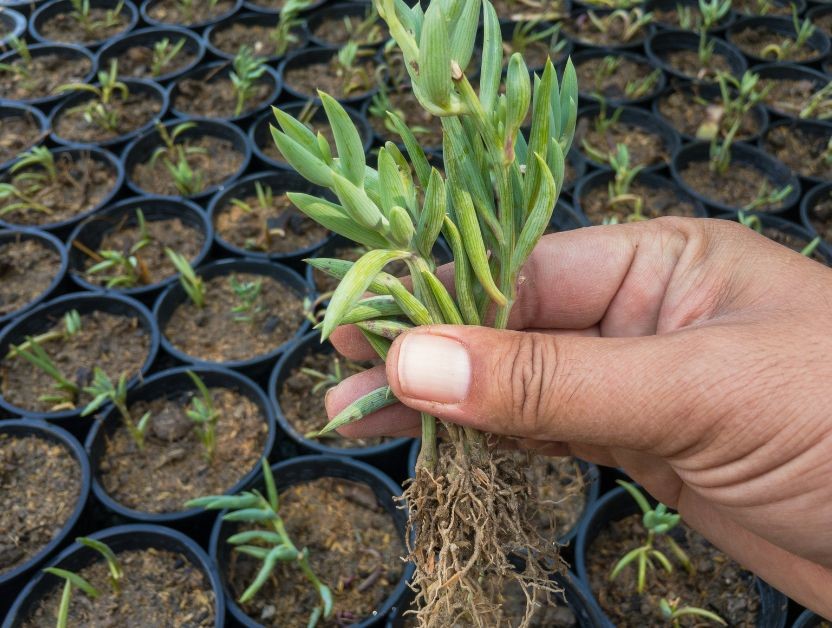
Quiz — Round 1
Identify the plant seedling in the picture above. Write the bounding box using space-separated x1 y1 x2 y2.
6 309 82 360
230 46 269 117
332 41 374 96
185 370 220 461
589 56 661 101
12 339 80 409
229 275 264 323
176 0 220 22
0 147 60 216
269 0 311 56
743 180 793 211
610 481 694 593
799 82 832 120
69 0 125 38
150 37 187 77
43 566 100 628
606 144 647 221
57 59 129 133
369 81 432 137
166 248 205 308
659 597 727 627
760 9 816 60
149 121 207 196
697 0 732 64
186 459 334 627
507 20 567 60
84 209 154 288
76 537 124 594
580 97 623 163
586 8 654 43
344 4 385 46
230 182 306 250
0 37 33 83
696 71 771 141
82 368 151 450
299 354 368 438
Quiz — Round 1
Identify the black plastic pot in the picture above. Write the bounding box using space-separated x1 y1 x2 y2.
84 366 277 534
95 25 206 84
571 49 667 107
307 1 389 49
0 0 46 16
646 30 748 82
0 292 160 432
0 43 96 109
670 141 801 215
0 8 26 46
800 181 832 258
0 227 68 326
574 486 790 628
2 523 225 628
552 197 590 231
564 9 656 50
0 419 91 613
249 102 374 171
760 118 832 187
719 208 832 263
208 170 334 265
208 455 414 628
563 148 589 198
29 0 138 48
66 196 213 302
728 16 832 65
792 609 829 627
808 4 832 38
153 257 313 377
122 118 251 202
140 0 242 29
242 0 326 14
168 61 282 126
204 11 309 63
750 62 830 121
0 145 124 237
0 102 49 172
48 78 168 149
648 0 737 32
279 46 381 106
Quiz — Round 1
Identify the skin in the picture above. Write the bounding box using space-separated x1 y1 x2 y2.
325 217 832 618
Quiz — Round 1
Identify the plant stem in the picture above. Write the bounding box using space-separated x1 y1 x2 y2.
419 412 437 471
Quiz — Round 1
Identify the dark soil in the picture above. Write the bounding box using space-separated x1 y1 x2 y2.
564 14 650 47
226 477 404 627
130 135 244 196
0 434 81 574
247 0 287 7
0 152 118 227
763 124 832 181
215 189 329 254
284 56 378 101
582 181 700 224
657 88 761 140
0 114 42 167
54 92 162 143
517 453 587 540
163 272 305 363
209 22 305 58
0 53 92 101
680 160 786 211
660 48 732 81
369 88 443 149
491 0 568 21
575 116 670 167
587 514 760 625
97 387 268 512
731 26 819 62
576 56 659 102
498 579 578 627
21 547 215 627
806 193 832 244
759 77 820 118
311 13 388 47
77 216 204 288
280 350 384 448
147 0 235 25
0 237 61 318
37 7 130 44
734 0 798 15
114 41 197 79
174 72 273 119
0 310 151 413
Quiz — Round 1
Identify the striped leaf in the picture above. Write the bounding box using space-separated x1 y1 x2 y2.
288 193 390 249
316 385 398 435
340 296 403 325
270 127 334 188
416 169 446 258
419 2 452 109
512 153 557 274
320 91 365 186
479 0 503 113
331 172 386 231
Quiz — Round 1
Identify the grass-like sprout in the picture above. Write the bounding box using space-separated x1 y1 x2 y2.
81 368 151 450
625 68 661 99
150 37 186 77
149 121 207 196
507 20 567 59
580 97 623 163
344 4 385 46
590 57 661 101
0 37 33 81
799 82 832 120
42 567 100 628
659 597 727 627
269 0 311 56
84 209 153 288
697 0 732 64
185 370 220 460
760 9 816 60
586 8 654 43
230 46 268 117
743 180 794 211
230 181 303 251
299 355 368 438
696 71 770 140
186 459 334 626
76 537 124 593
369 80 432 138
606 144 646 221
57 59 129 133
165 248 205 308
6 310 81 360
13 339 80 408
229 275 264 323
0 147 61 217
176 0 220 22
69 0 125 38
332 41 374 96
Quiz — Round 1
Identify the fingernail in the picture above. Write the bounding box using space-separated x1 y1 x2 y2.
397 334 470 403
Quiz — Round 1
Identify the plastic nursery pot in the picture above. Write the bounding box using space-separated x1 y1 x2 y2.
0 419 91 613
306 2 390 49
249 102 374 171
95 25 206 85
139 0 243 29
646 30 749 82
670 141 801 216
279 46 382 107
0 102 49 172
48 78 169 150
84 366 277 535
562 149 588 198
646 0 736 32
750 62 830 121
760 118 832 188
0 292 160 432
570 49 667 108
576 104 681 173
242 0 326 14
727 16 832 65
718 209 832 264
122 118 252 202
800 181 832 258
0 227 69 327
792 609 830 627
0 8 26 46
0 0 46 16
733 0 806 18
168 61 283 126
209 455 414 628
551 198 590 231
0 145 125 238
574 486 790 628
153 257 313 377
66 196 214 302
208 170 334 266
29 0 139 48
204 11 309 63
2 523 225 628
807 4 832 37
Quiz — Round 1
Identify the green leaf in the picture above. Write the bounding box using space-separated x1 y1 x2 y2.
386 112 431 189
316 386 397 435
319 92 365 186
331 172 386 231
44 568 101 598
355 319 413 341
270 126 334 188
512 153 557 274
421 269 463 325
377 148 410 217
376 275 434 326
318 582 334 617
419 2 452 108
227 530 284 545
450 0 480 71
234 545 271 560
222 508 278 522
305 258 393 295
272 106 318 156
261 457 278 511
616 480 654 516
505 53 531 141
185 493 259 511
441 217 480 325
360 328 392 359
389 205 415 247
609 547 643 582
340 296 403 325
239 545 298 603
479 0 503 113
416 169 446 258
288 193 390 249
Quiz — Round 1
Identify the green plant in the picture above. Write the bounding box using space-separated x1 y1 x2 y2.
150 37 186 77
760 9 816 60
13 339 80 408
740 211 824 256
85 209 153 288
6 309 81 359
165 248 205 308
589 56 660 101
696 71 771 140
81 368 151 450
0 147 60 216
230 46 268 117
0 37 33 80
175 0 219 22
229 275 264 323
69 0 125 37
268 0 311 55
580 97 623 163
586 8 654 43
799 81 832 120
659 598 727 627
697 0 732 64
344 4 385 45
149 122 207 195
332 41 374 95
185 370 220 460
368 81 431 137
606 144 647 221
57 59 129 132
186 459 333 626
42 566 101 628
270 0 578 621
743 180 793 211
507 20 567 59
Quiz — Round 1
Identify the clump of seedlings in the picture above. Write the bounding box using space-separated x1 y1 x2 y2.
598 144 647 223
654 0 725 30
731 9 819 61
660 0 732 81
149 37 187 76
147 0 232 25
581 55 662 102
0 37 93 102
284 41 378 100
56 61 127 134
311 3 388 47
270 0 578 624
230 47 269 117
567 8 654 46
212 0 310 58
149 122 207 196
504 20 569 68
82 368 152 448
80 209 153 289
38 0 129 44
734 0 798 16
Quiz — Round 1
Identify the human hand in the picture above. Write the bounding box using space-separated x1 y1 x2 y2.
326 217 832 617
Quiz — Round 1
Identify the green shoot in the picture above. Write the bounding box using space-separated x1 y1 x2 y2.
625 68 662 99
507 20 567 59
76 537 123 594
165 248 205 308
149 122 207 196
344 4 385 46
589 56 660 101
185 371 220 461
801 236 822 257
230 46 268 117
332 41 374 96
742 180 793 211
606 144 646 221
69 0 125 38
13 338 80 408
81 368 151 450
57 59 129 132
43 567 100 628
269 0 311 56
799 82 832 120
85 209 154 288
369 81 431 137
760 9 816 60
186 459 334 626
581 98 623 163
230 275 264 323
0 147 61 217
737 210 763 233
0 37 32 80
150 38 186 77
175 0 220 22
698 0 732 64
586 9 654 43
697 71 770 141
659 597 727 627
5 310 81 360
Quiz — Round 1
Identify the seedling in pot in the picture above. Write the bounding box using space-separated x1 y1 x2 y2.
0 147 60 216
342 4 385 47
506 20 567 60
268 0 311 56
586 8 654 43
6 309 82 359
697 0 732 65
81 368 151 450
57 59 129 133
738 211 822 256
165 248 205 308
590 56 661 101
149 122 207 196
580 97 623 163
604 144 647 222
230 47 269 117
69 0 125 39
695 71 770 141
759 9 817 60
331 41 375 96
230 182 307 251
298 354 368 438
186 459 334 627
175 0 220 23
82 209 154 288
185 370 220 461
150 37 187 78
659 597 727 627
799 82 832 120
230 275 264 323
0 37 34 86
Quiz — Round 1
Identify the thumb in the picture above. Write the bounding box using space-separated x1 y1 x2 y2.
385 325 715 455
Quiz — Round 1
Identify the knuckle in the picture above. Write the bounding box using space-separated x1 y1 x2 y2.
504 332 559 433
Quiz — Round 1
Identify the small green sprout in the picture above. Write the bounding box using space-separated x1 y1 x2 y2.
230 275 264 323
799 82 832 120
368 81 432 138
343 4 385 46
742 180 793 211
69 0 125 38
606 144 646 221
586 8 654 43
230 46 268 117
760 9 816 60
697 71 771 141
268 0 312 56
42 567 100 628
13 338 79 408
150 37 186 77
698 0 732 64
0 37 33 82
5 310 81 360
57 59 129 132
625 68 662 99
186 459 334 627
507 20 567 60
659 597 727 627
81 368 151 450
0 147 60 217
175 0 220 22
185 370 220 461
85 209 154 288
333 41 374 96
149 122 207 196
230 181 293 251
165 248 205 308
580 98 623 163
737 210 763 233
589 57 661 101
76 537 123 594
610 481 693 594
801 236 822 258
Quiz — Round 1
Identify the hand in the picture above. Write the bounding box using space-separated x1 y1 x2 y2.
326 217 832 617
